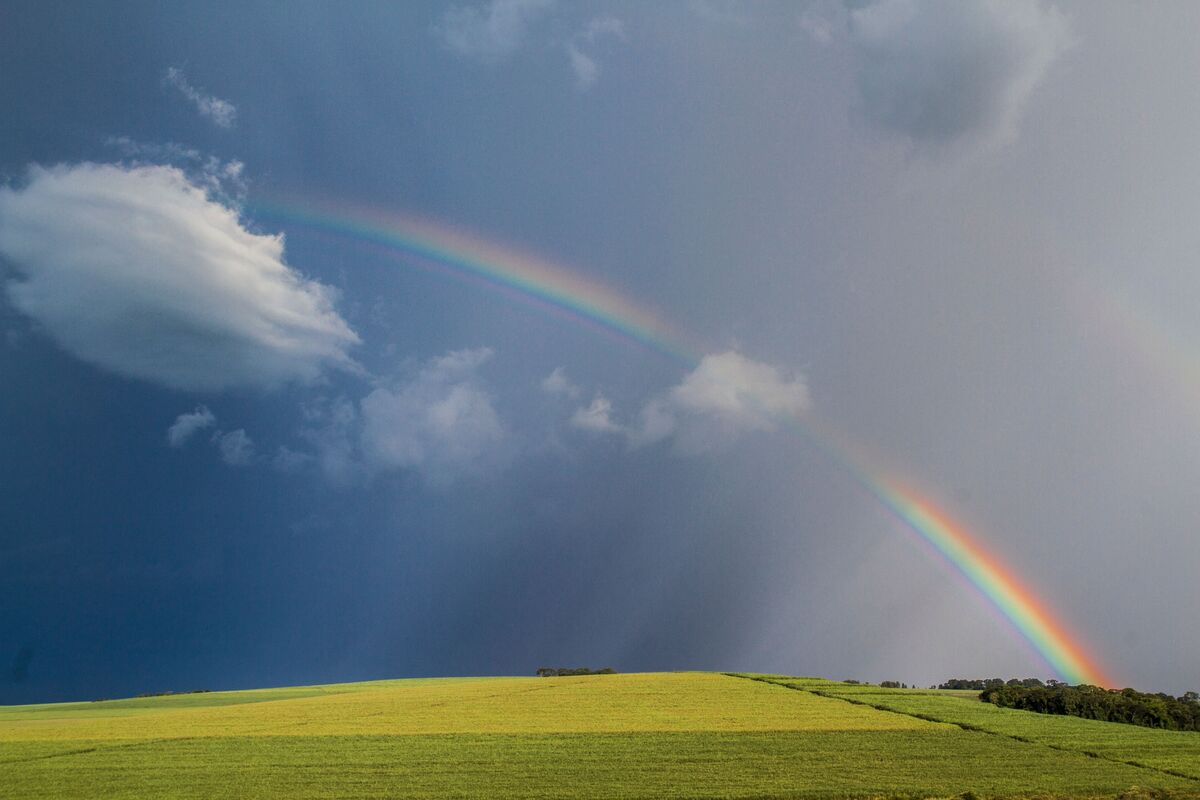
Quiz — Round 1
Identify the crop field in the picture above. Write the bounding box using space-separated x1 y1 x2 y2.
744 675 1200 783
2 672 1198 799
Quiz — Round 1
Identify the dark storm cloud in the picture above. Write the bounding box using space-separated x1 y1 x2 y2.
8 646 33 683
2 0 1199 705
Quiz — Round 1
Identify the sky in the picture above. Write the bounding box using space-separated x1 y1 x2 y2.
1 0 1198 703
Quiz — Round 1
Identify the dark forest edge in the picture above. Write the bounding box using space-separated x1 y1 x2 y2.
973 682 1200 732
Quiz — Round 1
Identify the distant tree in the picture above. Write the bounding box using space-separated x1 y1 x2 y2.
880 681 902 689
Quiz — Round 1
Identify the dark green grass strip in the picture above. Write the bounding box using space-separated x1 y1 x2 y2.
4 730 1196 800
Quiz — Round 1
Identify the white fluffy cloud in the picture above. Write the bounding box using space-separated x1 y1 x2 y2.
571 394 621 433
634 351 810 452
438 0 555 61
215 429 255 466
163 67 237 128
848 0 1070 148
0 162 359 391
541 366 581 399
167 405 216 447
561 351 810 453
359 348 508 485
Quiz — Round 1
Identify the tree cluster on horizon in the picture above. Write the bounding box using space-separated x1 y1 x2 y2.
938 677 1056 691
535 667 616 678
981 683 1200 731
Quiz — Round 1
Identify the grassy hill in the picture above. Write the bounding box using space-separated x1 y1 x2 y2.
2 672 1197 798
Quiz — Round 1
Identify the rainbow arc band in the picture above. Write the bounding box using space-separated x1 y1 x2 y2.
247 196 1112 688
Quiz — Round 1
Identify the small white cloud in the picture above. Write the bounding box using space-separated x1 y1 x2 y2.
215 429 255 466
567 44 600 89
579 16 625 42
633 351 810 452
359 348 508 485
106 137 200 163
167 405 216 447
541 366 581 399
163 67 237 129
671 351 809 420
570 394 622 434
437 0 555 61
272 445 313 473
565 16 627 90
633 396 678 446
299 397 362 485
0 162 359 392
104 137 247 200
798 2 840 45
848 0 1070 150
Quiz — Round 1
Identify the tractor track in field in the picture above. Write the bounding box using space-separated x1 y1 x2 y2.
0 736 204 766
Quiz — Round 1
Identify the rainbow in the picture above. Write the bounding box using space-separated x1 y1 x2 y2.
248 194 1113 687
872 482 1109 686
787 422 1111 687
247 198 696 366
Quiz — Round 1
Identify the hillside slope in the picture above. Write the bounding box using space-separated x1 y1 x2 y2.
1 672 1197 799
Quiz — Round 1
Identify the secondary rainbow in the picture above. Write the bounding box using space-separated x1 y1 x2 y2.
249 194 1113 687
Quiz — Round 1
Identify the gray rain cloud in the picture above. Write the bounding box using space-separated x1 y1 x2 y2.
847 0 1070 148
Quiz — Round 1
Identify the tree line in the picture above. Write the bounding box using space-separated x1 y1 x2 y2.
938 677 1056 690
980 683 1200 731
535 667 616 677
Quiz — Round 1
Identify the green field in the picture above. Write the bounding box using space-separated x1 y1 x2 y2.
2 672 1197 799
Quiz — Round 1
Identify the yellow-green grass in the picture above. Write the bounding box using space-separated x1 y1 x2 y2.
1 672 1197 799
